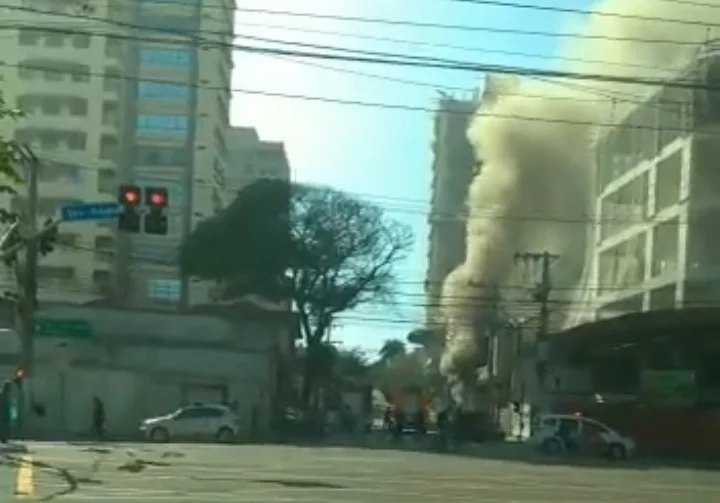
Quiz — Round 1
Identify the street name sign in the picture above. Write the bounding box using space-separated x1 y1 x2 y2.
61 202 120 222
34 317 93 340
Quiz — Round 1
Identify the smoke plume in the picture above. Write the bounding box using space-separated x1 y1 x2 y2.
439 0 720 405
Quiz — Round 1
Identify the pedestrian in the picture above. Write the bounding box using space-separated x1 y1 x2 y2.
92 397 105 441
0 381 11 443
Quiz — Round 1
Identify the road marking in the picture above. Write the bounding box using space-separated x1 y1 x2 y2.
14 455 34 498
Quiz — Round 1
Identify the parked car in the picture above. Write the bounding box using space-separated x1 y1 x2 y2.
528 413 636 460
140 403 240 443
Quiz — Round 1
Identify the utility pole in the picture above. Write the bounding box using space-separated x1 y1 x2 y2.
468 281 500 417
18 146 39 375
514 251 559 416
15 146 39 432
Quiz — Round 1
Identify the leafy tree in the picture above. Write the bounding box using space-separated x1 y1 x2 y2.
378 338 406 364
334 347 371 382
0 93 25 215
181 179 413 403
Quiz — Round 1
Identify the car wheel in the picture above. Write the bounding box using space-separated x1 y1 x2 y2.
540 437 563 455
217 427 234 443
607 443 627 460
150 427 169 443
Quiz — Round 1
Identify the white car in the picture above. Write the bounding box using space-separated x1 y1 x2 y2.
140 404 240 443
529 413 636 460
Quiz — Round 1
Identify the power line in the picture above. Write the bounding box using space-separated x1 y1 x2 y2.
231 6 714 46
2 5 718 92
0 24 661 105
66 0 720 45
2 55 700 137
448 0 718 28
36 153 690 231
106 0 719 79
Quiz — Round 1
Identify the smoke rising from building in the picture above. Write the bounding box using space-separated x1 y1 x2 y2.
438 0 720 404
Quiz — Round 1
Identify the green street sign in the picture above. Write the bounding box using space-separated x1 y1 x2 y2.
34 318 93 340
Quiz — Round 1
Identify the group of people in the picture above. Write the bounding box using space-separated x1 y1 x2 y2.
0 384 106 443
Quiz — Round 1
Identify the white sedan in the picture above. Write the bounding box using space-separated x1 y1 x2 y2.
140 404 240 443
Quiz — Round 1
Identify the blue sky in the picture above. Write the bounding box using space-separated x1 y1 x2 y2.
230 0 596 357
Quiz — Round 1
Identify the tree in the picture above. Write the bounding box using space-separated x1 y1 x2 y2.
0 92 26 218
334 347 371 383
371 349 430 392
181 179 413 403
378 338 406 365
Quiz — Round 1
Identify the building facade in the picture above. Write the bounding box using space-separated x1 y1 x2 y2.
590 43 720 319
0 0 233 307
224 126 290 201
424 94 478 329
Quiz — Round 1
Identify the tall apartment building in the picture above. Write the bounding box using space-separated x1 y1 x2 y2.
0 0 233 308
224 126 290 201
590 42 720 319
425 94 478 329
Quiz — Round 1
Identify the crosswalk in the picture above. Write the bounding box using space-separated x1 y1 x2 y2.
4 441 720 502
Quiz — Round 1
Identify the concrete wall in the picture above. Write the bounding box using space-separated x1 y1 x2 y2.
0 306 293 438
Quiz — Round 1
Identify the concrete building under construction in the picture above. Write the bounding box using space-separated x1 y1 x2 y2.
589 42 720 319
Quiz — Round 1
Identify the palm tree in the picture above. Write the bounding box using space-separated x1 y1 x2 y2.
378 339 406 364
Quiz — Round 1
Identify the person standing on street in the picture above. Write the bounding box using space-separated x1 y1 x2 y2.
92 397 105 441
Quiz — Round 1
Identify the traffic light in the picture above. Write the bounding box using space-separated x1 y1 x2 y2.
13 367 25 383
38 218 57 256
144 186 168 235
118 185 141 233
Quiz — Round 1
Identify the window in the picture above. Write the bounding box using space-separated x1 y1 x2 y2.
67 132 86 150
41 99 61 115
135 146 190 166
39 162 80 182
139 48 192 67
92 270 111 283
72 34 91 49
139 17 198 33
148 279 181 300
105 40 122 58
102 102 119 126
45 34 63 47
558 418 580 435
68 98 88 116
18 30 40 46
98 169 115 194
582 420 609 435
137 82 189 99
136 114 188 132
72 69 90 83
100 135 119 160
103 69 121 92
56 233 79 246
38 265 75 281
95 236 115 250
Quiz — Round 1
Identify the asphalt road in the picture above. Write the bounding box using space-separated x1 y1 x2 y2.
1 441 719 502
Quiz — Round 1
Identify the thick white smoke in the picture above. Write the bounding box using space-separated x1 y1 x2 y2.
439 0 720 403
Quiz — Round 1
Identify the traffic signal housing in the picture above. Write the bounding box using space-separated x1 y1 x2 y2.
38 218 57 256
13 367 25 383
144 186 168 235
118 185 141 233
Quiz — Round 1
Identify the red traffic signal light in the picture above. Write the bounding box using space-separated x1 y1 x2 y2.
145 187 168 208
119 185 141 206
14 367 25 380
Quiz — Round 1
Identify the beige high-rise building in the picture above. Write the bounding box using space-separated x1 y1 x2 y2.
224 126 290 200
0 0 233 308
425 95 478 329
